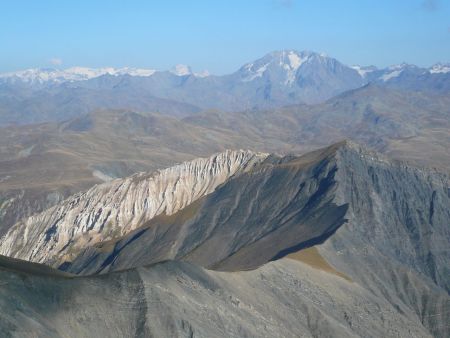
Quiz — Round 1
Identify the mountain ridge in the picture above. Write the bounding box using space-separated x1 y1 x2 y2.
1 50 449 127
53 140 449 283
1 49 448 84
0 150 268 265
0 141 448 337
1 141 448 285
1 253 444 338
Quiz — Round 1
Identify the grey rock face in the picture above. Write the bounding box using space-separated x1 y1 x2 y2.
0 256 442 338
332 144 450 292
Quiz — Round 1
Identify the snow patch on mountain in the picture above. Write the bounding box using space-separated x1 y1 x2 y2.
242 62 270 82
286 51 303 70
241 50 313 84
351 65 376 77
381 70 402 82
379 64 410 82
0 67 156 84
282 50 310 85
429 63 450 74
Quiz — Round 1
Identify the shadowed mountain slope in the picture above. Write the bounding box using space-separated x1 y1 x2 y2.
51 142 448 296
62 143 347 274
0 142 449 337
0 150 267 265
1 254 445 338
1 143 448 293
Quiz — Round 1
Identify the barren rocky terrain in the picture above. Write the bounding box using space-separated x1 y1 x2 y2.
0 142 448 337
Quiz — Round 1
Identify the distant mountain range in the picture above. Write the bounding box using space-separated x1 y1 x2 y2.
1 50 448 86
0 65 210 85
1 50 449 126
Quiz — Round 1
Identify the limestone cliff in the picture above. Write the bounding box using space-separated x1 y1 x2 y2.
0 150 267 264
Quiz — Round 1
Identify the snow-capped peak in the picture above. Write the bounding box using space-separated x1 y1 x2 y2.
170 64 192 76
0 67 156 84
429 63 450 74
284 51 304 70
241 50 315 84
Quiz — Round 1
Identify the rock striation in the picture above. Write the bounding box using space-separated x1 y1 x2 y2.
0 150 267 265
0 255 443 338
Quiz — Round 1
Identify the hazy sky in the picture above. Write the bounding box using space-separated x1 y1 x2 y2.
1 0 449 73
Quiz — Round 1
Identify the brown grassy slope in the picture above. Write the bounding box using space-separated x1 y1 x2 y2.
1 85 449 234
0 109 296 234
287 246 351 281
185 85 450 171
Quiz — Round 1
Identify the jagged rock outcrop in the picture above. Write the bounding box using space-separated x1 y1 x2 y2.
63 143 348 274
328 143 450 292
0 150 267 265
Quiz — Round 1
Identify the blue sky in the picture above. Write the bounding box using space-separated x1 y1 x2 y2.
1 0 449 73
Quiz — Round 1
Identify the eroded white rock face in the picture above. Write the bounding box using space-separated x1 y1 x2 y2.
0 150 268 265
